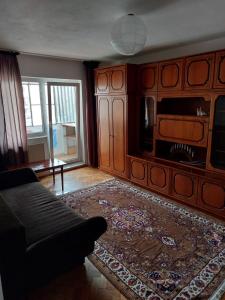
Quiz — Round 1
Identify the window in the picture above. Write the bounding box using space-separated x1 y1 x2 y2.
22 77 86 165
22 82 44 135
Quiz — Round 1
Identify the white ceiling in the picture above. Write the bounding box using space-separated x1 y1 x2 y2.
0 0 225 61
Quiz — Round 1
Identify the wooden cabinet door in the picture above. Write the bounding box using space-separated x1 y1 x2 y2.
213 50 225 89
129 158 148 186
148 163 170 194
109 66 126 94
156 115 209 147
97 96 111 172
95 69 109 94
158 59 184 91
198 178 225 217
111 96 127 177
171 170 198 205
184 53 215 90
138 63 158 94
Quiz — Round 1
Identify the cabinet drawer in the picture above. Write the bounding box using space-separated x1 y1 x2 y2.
198 178 225 216
138 63 158 93
171 170 197 205
129 158 147 186
184 53 215 90
156 115 209 146
148 163 170 194
213 50 225 89
158 59 184 91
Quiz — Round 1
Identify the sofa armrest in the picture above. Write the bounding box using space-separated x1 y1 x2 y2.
0 168 39 190
27 216 107 253
0 198 26 300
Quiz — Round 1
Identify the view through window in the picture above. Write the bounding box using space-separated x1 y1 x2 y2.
22 78 84 165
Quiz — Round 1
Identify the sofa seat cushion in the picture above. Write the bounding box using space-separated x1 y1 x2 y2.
0 182 84 246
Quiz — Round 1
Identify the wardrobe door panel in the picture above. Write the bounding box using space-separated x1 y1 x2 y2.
111 96 127 177
97 96 111 171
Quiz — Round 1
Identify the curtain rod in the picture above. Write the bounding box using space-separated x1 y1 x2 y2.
0 49 20 55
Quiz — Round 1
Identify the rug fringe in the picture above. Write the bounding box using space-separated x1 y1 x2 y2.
209 280 225 300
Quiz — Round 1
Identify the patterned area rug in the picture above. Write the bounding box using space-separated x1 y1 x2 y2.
60 179 225 300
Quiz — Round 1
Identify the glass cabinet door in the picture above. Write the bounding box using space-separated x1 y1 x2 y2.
211 95 225 169
140 97 154 153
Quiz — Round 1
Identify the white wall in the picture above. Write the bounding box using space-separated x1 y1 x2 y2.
18 54 85 80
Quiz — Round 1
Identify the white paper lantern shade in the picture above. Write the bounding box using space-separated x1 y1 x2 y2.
111 14 147 56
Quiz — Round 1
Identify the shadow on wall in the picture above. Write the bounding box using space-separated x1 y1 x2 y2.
0 275 4 300
0 148 28 171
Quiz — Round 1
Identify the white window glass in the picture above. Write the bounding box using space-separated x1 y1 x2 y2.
22 82 43 135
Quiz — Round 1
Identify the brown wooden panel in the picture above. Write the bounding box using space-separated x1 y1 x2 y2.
198 178 225 217
95 70 109 94
110 66 126 94
138 63 158 93
172 171 197 204
130 158 147 186
97 97 111 171
158 59 184 91
111 96 126 177
148 163 170 194
213 50 225 89
156 115 209 146
184 53 214 90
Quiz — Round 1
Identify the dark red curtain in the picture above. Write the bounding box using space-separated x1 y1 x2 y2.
83 61 99 167
0 52 28 170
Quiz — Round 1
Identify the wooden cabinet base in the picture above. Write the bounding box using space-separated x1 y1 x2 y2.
127 155 225 220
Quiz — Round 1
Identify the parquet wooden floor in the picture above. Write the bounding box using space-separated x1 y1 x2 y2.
28 167 225 300
28 167 127 300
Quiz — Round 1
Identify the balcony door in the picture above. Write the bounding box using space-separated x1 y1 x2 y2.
47 82 81 163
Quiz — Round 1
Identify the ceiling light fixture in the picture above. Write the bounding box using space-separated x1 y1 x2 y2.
110 13 147 56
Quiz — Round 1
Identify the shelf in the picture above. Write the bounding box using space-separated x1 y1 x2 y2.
157 114 209 121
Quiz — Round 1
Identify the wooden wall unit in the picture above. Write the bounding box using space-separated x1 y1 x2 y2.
95 49 225 220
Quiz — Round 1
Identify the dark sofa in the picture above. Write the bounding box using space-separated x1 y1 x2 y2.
0 168 107 300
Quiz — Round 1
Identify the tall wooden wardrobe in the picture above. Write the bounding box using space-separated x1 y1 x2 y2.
95 65 136 178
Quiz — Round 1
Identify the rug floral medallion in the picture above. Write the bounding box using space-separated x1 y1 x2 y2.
60 179 225 300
